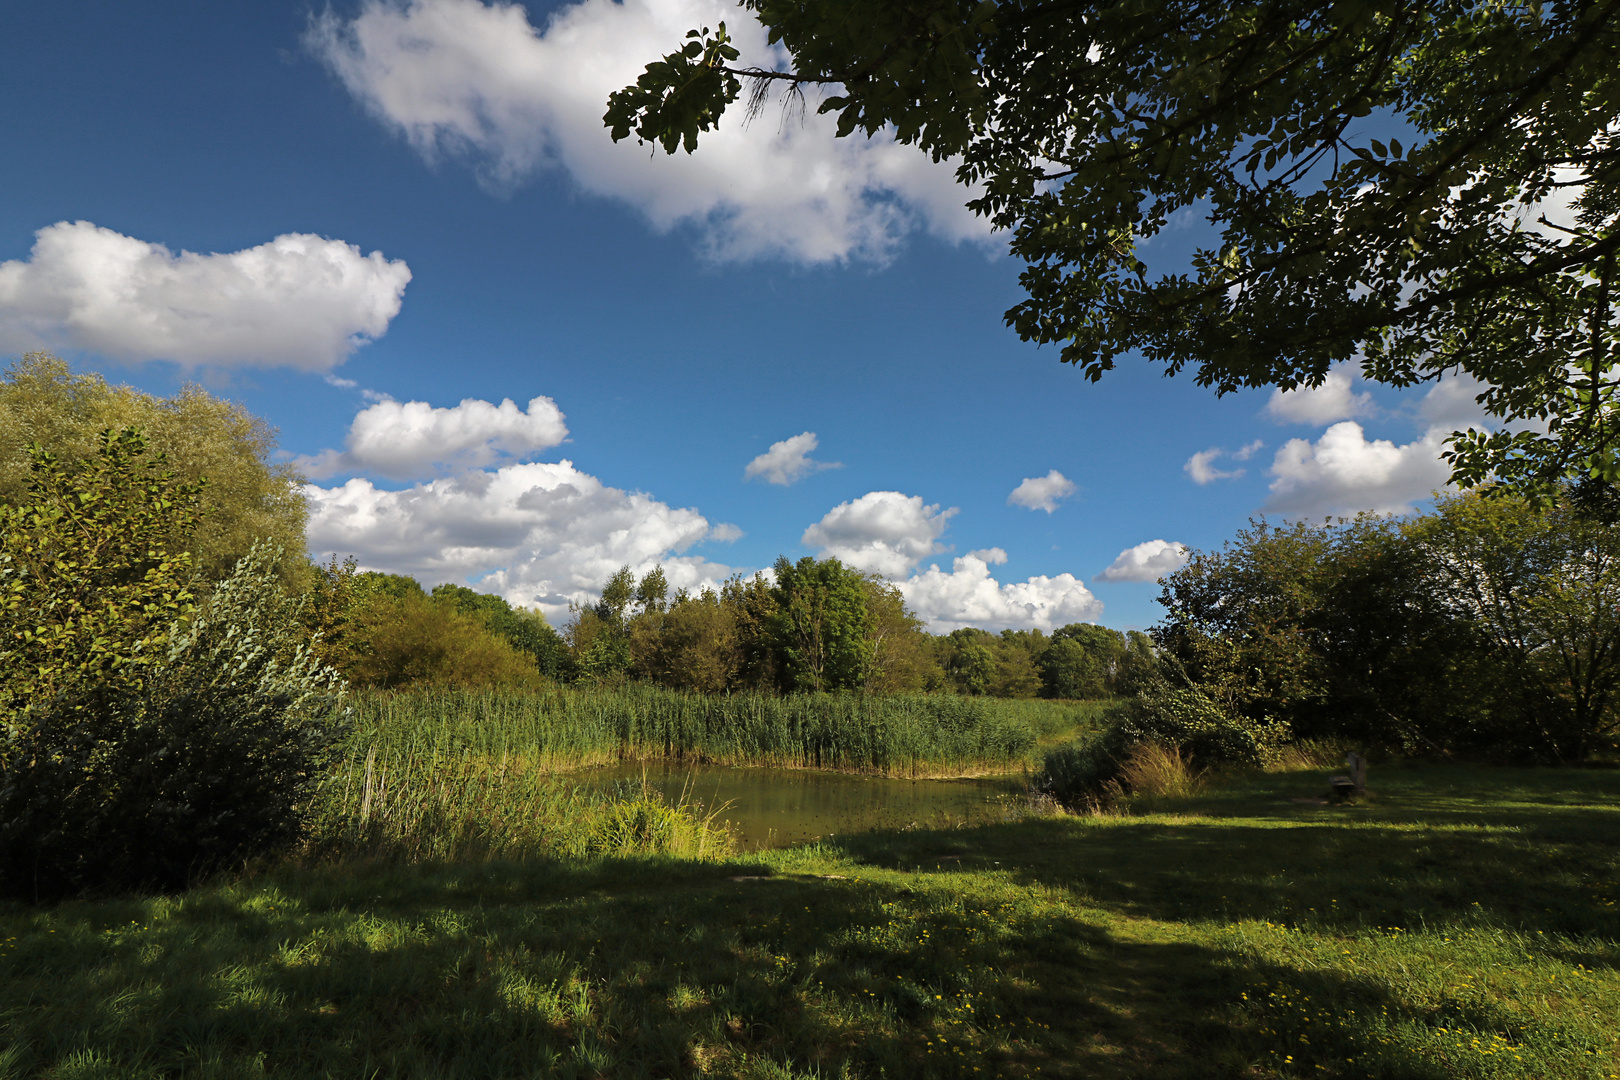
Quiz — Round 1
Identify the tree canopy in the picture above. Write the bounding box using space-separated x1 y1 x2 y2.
0 354 306 584
608 1 1620 494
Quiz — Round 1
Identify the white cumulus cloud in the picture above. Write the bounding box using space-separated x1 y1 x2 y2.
1185 439 1262 484
0 220 410 369
1417 373 1494 432
1186 449 1238 484
1007 470 1076 513
305 459 736 624
1262 375 1499 518
743 431 840 485
307 0 986 263
298 394 569 479
801 491 955 578
1265 422 1452 517
1265 365 1376 425
900 550 1103 633
800 491 1103 631
1095 539 1190 583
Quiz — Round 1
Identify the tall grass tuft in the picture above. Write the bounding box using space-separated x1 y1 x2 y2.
308 743 731 863
1109 742 1205 799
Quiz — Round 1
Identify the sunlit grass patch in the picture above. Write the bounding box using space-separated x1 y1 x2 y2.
1 762 1616 1079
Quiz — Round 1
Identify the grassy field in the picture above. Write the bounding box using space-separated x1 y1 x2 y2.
340 687 1116 779
2 761 1616 1079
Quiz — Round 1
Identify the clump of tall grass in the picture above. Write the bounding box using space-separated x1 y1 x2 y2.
300 686 1108 866
1268 738 1355 772
343 685 1092 777
307 743 732 863
1106 742 1205 799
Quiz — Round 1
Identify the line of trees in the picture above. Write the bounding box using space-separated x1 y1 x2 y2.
559 555 1148 697
0 354 1136 704
302 551 1142 699
1146 487 1620 763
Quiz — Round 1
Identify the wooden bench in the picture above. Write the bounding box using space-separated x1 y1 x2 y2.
1329 752 1366 801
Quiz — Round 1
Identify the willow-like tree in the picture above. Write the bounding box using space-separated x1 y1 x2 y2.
608 1 1620 494
0 354 307 584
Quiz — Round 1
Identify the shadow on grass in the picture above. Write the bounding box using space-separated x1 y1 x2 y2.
3 855 1509 1080
1 762 1615 1079
838 763 1620 946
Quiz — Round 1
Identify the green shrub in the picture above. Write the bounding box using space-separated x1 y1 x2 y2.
1033 740 1115 805
0 428 202 722
1111 681 1291 769
347 591 548 690
1037 675 1289 806
0 541 346 899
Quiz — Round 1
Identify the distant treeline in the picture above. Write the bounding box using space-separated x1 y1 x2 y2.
305 555 1151 699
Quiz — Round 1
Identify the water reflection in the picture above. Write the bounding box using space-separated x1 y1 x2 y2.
572 761 1027 850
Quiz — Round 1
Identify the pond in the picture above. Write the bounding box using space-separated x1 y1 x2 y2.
571 761 1028 850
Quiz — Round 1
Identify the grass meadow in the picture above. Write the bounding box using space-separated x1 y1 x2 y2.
2 755 1616 1079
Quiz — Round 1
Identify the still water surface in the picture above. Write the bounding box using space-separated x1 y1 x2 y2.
572 761 1026 850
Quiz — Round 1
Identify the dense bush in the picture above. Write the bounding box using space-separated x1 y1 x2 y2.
303 558 557 690
1035 670 1288 806
432 582 569 677
0 540 345 899
0 354 307 587
0 429 203 721
1154 493 1620 762
1112 680 1290 769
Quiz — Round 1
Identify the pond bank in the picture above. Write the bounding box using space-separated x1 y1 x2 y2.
569 760 1028 849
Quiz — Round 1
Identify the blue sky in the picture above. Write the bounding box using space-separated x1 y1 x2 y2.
0 0 1480 631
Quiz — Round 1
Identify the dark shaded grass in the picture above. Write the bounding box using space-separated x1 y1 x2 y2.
1 762 1615 1079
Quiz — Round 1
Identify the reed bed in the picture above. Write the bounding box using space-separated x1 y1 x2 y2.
306 687 1111 864
339 685 1109 778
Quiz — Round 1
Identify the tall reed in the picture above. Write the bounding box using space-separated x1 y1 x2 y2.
306 688 1109 862
339 686 1103 778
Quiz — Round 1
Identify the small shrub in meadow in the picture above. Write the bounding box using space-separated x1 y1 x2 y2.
1037 675 1288 806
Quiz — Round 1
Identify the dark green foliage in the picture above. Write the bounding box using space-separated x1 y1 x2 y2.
940 629 998 695
1040 638 1105 699
769 556 873 691
935 627 1052 697
719 571 782 689
603 23 742 153
611 2 1620 494
1036 667 1289 805
0 542 345 900
1032 739 1114 805
1111 680 1291 771
1153 494 1620 762
1409 491 1620 760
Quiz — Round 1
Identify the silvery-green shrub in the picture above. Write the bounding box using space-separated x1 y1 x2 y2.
0 541 346 899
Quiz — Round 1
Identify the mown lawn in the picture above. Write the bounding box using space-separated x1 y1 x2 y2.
2 762 1616 1079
